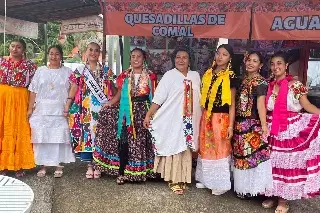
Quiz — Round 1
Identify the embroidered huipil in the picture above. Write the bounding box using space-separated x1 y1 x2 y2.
116 68 157 138
150 69 202 156
0 57 37 87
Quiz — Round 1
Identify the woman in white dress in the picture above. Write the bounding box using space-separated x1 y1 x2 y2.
143 46 202 195
27 45 75 177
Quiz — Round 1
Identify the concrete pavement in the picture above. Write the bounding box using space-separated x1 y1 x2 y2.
14 161 320 213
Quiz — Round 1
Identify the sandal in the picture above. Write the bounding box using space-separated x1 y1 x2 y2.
236 193 252 200
169 183 184 195
54 170 63 178
93 170 101 179
15 171 25 178
116 176 125 185
37 168 46 177
179 183 187 190
275 204 289 213
262 199 277 209
86 167 94 179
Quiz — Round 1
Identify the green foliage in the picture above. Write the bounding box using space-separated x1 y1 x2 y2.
0 22 101 63
34 51 46 67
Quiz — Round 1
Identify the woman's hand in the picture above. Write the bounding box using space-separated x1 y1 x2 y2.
63 105 70 117
226 127 233 140
103 102 113 108
261 124 269 139
143 115 152 129
27 108 33 119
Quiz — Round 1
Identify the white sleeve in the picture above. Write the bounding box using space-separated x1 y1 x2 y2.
152 72 170 106
28 67 41 93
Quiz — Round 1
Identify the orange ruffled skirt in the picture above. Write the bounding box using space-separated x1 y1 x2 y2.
0 84 35 171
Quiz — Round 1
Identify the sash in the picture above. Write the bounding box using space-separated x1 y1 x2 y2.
83 66 108 104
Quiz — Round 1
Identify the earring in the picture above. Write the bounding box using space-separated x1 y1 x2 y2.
226 59 232 71
211 60 216 68
143 61 148 70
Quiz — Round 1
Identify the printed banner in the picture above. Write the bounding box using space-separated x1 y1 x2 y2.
104 1 252 39
60 15 103 35
253 12 320 40
0 16 38 39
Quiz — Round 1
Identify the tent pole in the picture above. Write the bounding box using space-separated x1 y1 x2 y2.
102 1 106 66
119 36 123 69
123 36 130 70
44 23 48 65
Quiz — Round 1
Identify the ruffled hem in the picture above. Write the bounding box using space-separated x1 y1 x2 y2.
265 170 320 200
0 150 35 171
195 156 231 191
233 160 273 196
93 155 156 182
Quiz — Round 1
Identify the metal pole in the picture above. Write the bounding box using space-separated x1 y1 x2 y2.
108 36 114 69
123 36 130 70
44 23 48 65
116 36 121 75
119 36 124 69
102 1 106 65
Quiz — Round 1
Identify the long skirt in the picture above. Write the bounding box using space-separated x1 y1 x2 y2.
232 118 272 196
266 112 320 200
29 115 75 166
93 101 155 182
154 149 192 184
195 111 232 191
0 85 35 171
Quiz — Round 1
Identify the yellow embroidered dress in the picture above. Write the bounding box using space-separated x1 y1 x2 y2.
195 68 238 193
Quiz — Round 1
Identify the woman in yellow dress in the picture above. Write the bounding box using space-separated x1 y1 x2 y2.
0 39 37 177
195 44 238 195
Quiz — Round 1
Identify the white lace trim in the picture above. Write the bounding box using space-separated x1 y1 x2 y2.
29 115 70 144
268 114 312 141
271 136 320 169
233 160 273 196
265 170 320 200
195 156 231 191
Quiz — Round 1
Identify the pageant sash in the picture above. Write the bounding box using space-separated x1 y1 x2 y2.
83 66 108 104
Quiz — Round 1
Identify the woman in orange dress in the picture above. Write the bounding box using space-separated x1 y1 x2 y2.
0 39 37 177
195 44 238 195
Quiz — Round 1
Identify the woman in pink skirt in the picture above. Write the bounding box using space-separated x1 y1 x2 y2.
263 51 320 213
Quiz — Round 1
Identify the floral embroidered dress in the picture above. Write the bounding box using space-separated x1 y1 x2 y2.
69 64 114 162
0 57 37 171
195 68 238 193
94 68 157 182
266 79 320 200
232 75 272 196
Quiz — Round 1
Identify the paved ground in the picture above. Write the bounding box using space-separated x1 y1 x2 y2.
10 161 320 213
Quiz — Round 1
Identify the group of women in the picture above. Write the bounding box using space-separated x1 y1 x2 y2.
0 39 319 213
